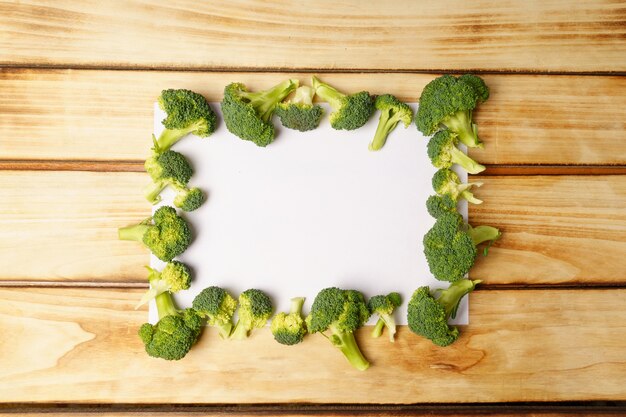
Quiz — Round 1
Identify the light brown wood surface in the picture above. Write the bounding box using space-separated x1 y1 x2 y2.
1 171 623 285
1 1 624 72
2 413 623 417
1 287 625 403
1 69 625 165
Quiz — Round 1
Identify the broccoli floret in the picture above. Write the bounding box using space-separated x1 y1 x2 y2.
155 89 217 152
136 261 192 308
230 289 273 339
426 194 457 219
192 286 238 339
221 80 298 147
138 270 202 360
367 292 402 342
271 297 307 345
415 74 489 148
118 205 192 262
311 76 374 130
432 168 483 204
172 186 204 212
427 130 486 174
407 279 481 347
423 212 500 282
275 86 324 132
369 95 413 151
306 287 371 371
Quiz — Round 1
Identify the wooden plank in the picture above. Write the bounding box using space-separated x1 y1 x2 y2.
0 1 624 72
469 175 626 285
0 171 148 282
0 171 624 285
1 69 625 165
0 287 624 403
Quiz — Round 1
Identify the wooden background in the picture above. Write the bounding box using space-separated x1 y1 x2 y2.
1 0 626 415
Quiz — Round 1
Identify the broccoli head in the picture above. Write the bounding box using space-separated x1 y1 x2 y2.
271 297 307 346
275 86 324 132
172 186 204 212
192 286 238 339
427 130 486 174
118 205 192 262
369 94 413 151
138 270 202 360
306 287 371 371
156 89 217 152
221 79 298 147
426 194 457 219
230 289 273 339
432 168 483 204
423 212 500 282
136 261 192 308
407 279 481 347
367 292 402 342
311 76 374 130
415 74 489 148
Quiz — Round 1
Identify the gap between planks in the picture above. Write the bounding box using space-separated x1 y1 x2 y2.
1 160 626 175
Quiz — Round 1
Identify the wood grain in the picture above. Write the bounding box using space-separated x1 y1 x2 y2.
0 0 624 72
470 175 626 284
0 171 624 285
2 69 625 165
0 287 625 403
0 171 148 282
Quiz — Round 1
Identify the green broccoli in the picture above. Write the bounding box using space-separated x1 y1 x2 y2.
306 287 371 371
427 130 486 174
426 194 457 219
118 205 192 262
367 292 402 342
423 212 500 282
138 271 202 360
271 297 307 345
407 279 481 347
143 145 205 211
432 168 483 204
155 89 217 152
230 289 273 339
415 74 489 148
369 95 413 151
311 76 374 130
192 286 238 339
275 86 324 132
221 79 299 147
136 261 192 308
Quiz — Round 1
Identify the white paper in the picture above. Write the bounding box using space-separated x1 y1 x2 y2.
150 103 470 326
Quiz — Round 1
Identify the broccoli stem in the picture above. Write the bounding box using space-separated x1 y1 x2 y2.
334 331 370 371
151 275 179 320
118 224 150 242
460 190 483 204
230 320 249 340
437 279 482 319
468 225 501 246
217 322 233 339
369 112 397 151
371 318 385 338
449 146 486 174
290 297 305 315
156 119 205 151
312 76 345 112
144 180 167 204
445 111 483 148
240 79 298 122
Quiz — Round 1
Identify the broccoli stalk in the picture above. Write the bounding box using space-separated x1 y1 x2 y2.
271 297 307 345
230 289 273 340
369 95 413 151
192 286 238 339
136 261 192 309
407 279 481 347
138 274 202 360
427 130 485 174
368 292 402 342
118 206 192 262
307 288 371 371
155 89 217 152
312 76 374 131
